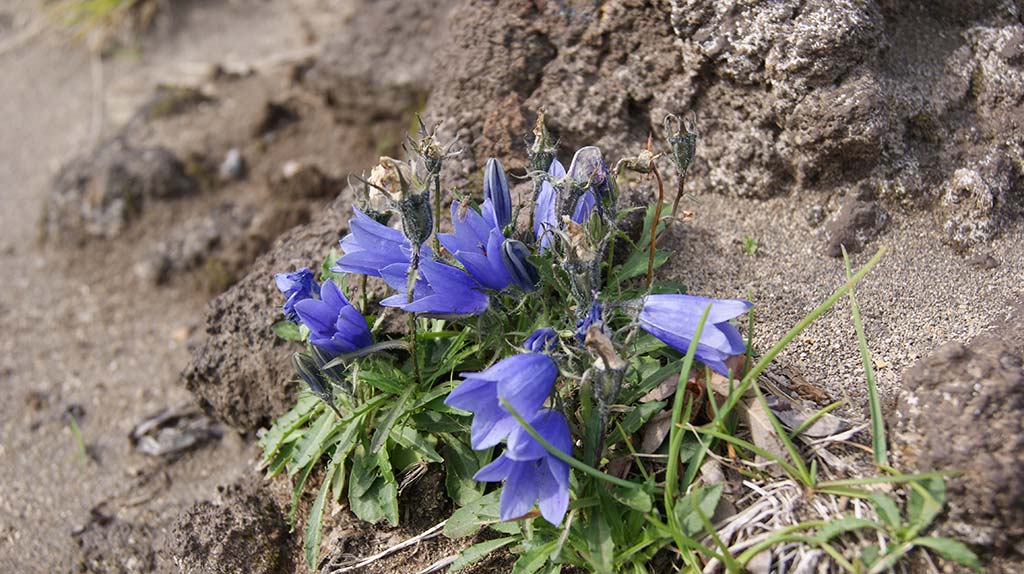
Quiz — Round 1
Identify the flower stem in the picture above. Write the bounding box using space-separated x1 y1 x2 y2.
646 166 665 289
432 174 442 255
407 250 422 384
671 172 686 219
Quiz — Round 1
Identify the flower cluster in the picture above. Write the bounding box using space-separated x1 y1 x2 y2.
272 114 751 530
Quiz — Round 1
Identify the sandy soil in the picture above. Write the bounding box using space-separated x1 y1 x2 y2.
0 1 350 571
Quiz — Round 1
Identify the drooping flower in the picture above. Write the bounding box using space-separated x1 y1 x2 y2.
534 159 565 252
293 279 373 356
575 298 603 344
523 328 557 353
571 190 597 224
332 208 431 278
500 239 540 292
379 256 490 317
484 158 512 230
637 294 752 375
474 408 572 525
444 353 558 450
438 199 513 291
275 268 320 322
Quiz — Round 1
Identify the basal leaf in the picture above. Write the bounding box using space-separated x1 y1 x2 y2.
304 476 331 569
449 537 518 572
914 537 981 570
673 484 723 537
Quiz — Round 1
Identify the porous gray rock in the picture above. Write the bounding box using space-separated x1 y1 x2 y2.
168 479 288 574
42 139 198 242
182 195 347 431
824 193 889 257
425 0 1023 234
892 303 1024 564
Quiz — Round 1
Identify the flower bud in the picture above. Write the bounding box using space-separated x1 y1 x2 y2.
500 239 539 292
484 158 512 229
528 112 556 173
664 113 698 175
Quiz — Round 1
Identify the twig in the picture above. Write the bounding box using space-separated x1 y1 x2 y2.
327 520 446 573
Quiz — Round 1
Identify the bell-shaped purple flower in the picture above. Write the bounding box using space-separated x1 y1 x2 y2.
500 239 540 292
523 328 557 353
534 159 565 251
575 299 603 344
571 190 597 224
484 158 512 230
638 294 752 375
474 409 572 525
332 208 431 278
379 257 490 317
293 279 373 356
438 199 513 291
275 268 320 322
444 353 557 450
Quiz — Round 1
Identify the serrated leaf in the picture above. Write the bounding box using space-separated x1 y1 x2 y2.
449 537 518 572
259 395 321 466
866 493 902 531
388 425 443 463
290 411 338 473
914 537 981 570
443 437 485 506
304 475 331 569
816 516 880 542
906 477 946 536
673 484 724 537
584 510 614 574
444 490 504 538
608 486 653 513
376 447 399 526
272 320 304 341
370 384 417 454
512 540 559 574
348 444 386 524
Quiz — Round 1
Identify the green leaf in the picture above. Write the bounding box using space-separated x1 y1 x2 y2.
816 516 880 542
358 361 410 395
304 475 331 569
443 436 485 506
612 248 670 285
290 411 338 473
609 486 653 513
370 383 417 454
914 537 981 570
584 510 614 574
512 540 559 574
411 410 466 433
376 447 400 526
449 537 518 572
259 394 321 466
264 442 296 479
329 418 363 502
288 460 316 527
444 490 506 538
617 401 667 439
272 320 304 342
866 493 902 532
906 477 946 536
672 484 724 537
389 425 443 463
348 444 386 524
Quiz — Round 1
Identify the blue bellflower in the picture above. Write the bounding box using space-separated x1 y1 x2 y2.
474 408 572 525
534 159 565 251
293 279 373 356
444 353 558 449
523 328 557 352
333 207 431 278
379 256 490 317
500 239 540 292
638 294 752 375
438 199 513 291
275 268 320 322
484 158 513 230
575 298 603 344
571 191 597 224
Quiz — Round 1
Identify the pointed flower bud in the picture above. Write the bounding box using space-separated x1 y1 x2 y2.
528 112 557 173
484 158 512 230
664 113 698 175
500 239 540 292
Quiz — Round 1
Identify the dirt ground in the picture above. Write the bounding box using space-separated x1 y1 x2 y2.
0 1 350 572
0 1 1022 573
